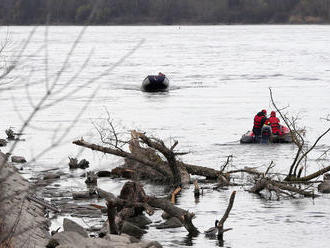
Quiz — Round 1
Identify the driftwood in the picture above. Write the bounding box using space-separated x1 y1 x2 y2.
286 166 330 182
97 182 199 235
193 180 200 198
26 194 61 213
249 178 315 198
147 197 199 236
217 191 236 241
171 187 182 204
73 135 229 185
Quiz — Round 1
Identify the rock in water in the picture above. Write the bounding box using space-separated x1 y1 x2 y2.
63 218 89 237
43 173 61 180
96 170 112 177
85 171 97 185
155 217 183 229
121 221 147 238
318 174 330 193
0 139 7 146
11 155 27 163
127 214 152 228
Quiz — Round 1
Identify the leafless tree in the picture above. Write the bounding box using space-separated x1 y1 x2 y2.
0 4 144 245
269 88 330 182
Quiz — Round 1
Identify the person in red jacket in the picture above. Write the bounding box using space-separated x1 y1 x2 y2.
268 111 281 135
253 109 267 140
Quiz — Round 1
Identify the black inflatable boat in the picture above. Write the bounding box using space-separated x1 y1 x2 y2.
142 75 169 92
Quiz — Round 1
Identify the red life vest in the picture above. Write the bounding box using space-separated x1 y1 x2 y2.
268 116 281 134
254 115 263 129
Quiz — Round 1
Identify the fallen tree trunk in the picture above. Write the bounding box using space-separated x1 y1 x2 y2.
97 182 199 235
249 178 315 198
73 138 229 184
181 162 221 179
73 138 171 179
285 166 330 182
147 197 199 236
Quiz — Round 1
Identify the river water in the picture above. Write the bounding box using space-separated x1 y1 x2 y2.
0 25 330 248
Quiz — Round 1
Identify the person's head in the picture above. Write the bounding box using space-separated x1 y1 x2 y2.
265 120 270 126
271 111 276 117
261 109 267 116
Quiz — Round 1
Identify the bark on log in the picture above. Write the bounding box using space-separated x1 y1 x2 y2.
73 137 231 184
147 197 199 236
97 187 154 216
73 138 214 184
135 131 182 186
73 139 171 178
217 191 236 240
285 166 330 182
106 201 119 234
182 162 220 179
97 184 199 235
249 178 315 198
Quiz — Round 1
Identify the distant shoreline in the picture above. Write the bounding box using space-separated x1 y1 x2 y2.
1 22 330 26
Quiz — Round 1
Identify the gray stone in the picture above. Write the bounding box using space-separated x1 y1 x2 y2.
85 171 97 185
52 231 115 248
96 170 112 177
0 165 50 248
318 181 330 193
72 191 96 200
11 155 27 163
155 217 182 229
121 221 147 238
51 232 151 248
63 218 89 238
104 233 131 244
43 173 61 180
0 138 7 146
140 241 163 248
127 215 152 228
161 211 171 219
324 173 330 181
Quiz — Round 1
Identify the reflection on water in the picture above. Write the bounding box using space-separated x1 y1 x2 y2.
1 25 330 248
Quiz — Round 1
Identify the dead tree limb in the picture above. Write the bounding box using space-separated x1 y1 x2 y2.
73 136 229 184
217 191 236 241
182 162 221 179
220 155 233 172
294 128 330 171
73 138 171 179
147 197 199 236
171 187 182 204
287 166 330 182
97 184 199 236
269 88 330 181
136 131 182 186
249 178 315 198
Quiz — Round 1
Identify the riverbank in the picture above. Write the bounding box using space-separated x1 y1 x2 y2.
0 154 163 248
0 155 50 247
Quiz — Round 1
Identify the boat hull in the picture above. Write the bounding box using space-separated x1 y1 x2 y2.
240 126 292 144
142 75 169 92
